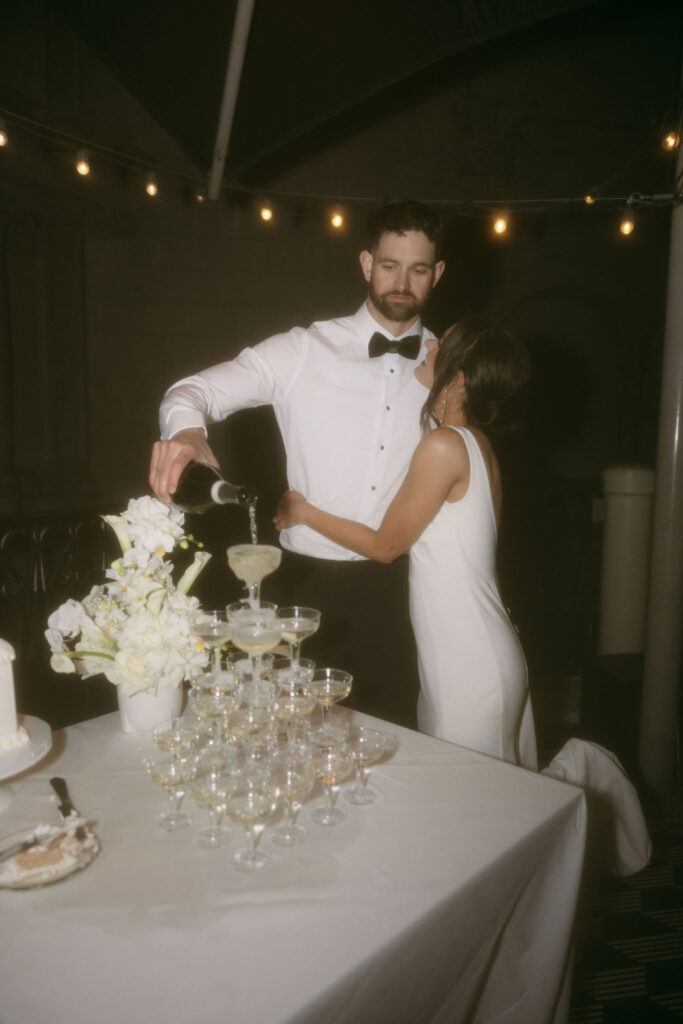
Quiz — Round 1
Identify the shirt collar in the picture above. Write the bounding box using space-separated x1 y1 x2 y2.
353 302 425 346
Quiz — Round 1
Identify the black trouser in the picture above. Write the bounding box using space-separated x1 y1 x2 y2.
267 550 419 730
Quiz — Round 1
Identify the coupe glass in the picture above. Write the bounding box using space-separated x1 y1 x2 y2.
228 602 282 686
230 698 276 764
190 774 232 848
189 748 240 848
309 738 355 826
227 543 282 605
272 688 316 746
344 726 387 805
275 607 321 667
192 609 232 671
193 663 238 696
271 656 316 694
152 717 194 763
189 687 240 745
305 668 353 735
221 768 280 872
146 757 194 831
270 747 315 846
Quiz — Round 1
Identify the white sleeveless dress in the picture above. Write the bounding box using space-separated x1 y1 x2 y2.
409 426 537 769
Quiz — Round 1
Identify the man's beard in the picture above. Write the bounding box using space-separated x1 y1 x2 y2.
369 283 422 323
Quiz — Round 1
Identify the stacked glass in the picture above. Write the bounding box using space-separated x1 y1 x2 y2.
144 542 391 869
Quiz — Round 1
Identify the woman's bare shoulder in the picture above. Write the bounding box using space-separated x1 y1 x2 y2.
413 426 469 474
418 425 468 454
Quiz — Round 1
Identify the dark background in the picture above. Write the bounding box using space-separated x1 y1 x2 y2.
0 0 680 743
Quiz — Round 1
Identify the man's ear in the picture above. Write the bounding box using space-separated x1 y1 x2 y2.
433 260 446 288
359 250 373 283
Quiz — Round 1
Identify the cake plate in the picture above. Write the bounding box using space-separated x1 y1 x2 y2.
0 716 52 813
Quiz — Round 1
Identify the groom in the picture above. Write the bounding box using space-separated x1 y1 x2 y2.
149 200 446 727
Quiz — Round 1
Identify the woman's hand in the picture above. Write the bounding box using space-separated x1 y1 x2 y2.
274 490 308 530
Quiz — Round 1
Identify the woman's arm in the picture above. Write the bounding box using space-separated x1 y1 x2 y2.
275 429 468 563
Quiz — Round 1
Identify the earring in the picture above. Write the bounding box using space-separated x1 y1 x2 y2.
437 387 448 425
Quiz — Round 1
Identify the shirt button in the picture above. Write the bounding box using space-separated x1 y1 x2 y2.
386 405 390 411
390 368 395 374
380 445 385 450
371 485 376 491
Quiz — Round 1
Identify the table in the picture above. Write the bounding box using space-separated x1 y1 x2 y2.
0 711 586 1024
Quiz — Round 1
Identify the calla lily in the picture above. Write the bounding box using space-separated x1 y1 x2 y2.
102 515 132 554
146 587 166 617
177 550 212 594
48 496 212 696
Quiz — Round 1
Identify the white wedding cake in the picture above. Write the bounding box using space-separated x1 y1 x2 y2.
0 639 29 752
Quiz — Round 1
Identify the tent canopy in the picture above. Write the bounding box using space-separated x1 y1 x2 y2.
48 0 606 179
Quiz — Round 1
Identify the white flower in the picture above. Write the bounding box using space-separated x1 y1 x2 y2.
50 652 76 674
107 649 156 695
101 515 132 554
47 599 90 637
177 550 212 594
120 497 185 556
47 495 212 695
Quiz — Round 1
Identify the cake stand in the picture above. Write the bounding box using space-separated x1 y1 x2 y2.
0 716 52 813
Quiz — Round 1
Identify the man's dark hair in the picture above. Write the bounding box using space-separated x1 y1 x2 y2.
366 200 445 259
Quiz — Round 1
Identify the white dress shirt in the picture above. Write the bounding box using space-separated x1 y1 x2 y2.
160 303 435 560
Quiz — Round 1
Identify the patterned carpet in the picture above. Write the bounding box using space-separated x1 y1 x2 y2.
570 813 683 1023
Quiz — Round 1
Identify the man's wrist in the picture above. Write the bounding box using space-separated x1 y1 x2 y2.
162 422 208 441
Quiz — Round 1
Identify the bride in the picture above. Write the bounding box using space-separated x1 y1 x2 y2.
275 316 537 769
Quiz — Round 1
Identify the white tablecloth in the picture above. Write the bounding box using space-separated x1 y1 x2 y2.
0 711 586 1024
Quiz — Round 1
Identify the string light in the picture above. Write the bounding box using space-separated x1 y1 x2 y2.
620 197 635 236
76 148 90 176
492 213 509 236
0 107 680 238
259 201 274 222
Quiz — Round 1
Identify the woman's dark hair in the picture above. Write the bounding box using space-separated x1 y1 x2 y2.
420 315 530 435
366 201 445 259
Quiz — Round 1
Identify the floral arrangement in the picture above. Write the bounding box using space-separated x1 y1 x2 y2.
45 497 211 696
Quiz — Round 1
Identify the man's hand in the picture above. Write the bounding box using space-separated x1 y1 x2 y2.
149 428 220 502
273 490 308 530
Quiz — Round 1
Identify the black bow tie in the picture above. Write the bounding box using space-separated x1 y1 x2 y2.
368 332 421 360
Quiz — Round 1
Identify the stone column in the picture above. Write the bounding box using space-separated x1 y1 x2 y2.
638 129 683 801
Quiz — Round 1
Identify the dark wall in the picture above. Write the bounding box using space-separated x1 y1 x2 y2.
0 1 680 723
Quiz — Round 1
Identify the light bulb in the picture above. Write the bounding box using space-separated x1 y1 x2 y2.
493 215 508 235
331 212 344 229
0 118 7 147
260 204 273 221
76 149 90 176
195 188 206 203
663 131 680 151
584 191 596 205
620 211 635 236
145 172 158 197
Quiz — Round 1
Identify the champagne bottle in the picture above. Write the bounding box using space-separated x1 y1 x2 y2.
171 461 257 513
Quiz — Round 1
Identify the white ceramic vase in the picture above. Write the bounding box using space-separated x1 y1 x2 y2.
117 685 183 734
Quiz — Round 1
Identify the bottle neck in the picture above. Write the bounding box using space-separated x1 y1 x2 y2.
211 480 256 506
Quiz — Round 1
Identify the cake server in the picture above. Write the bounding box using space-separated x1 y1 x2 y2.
50 777 87 839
